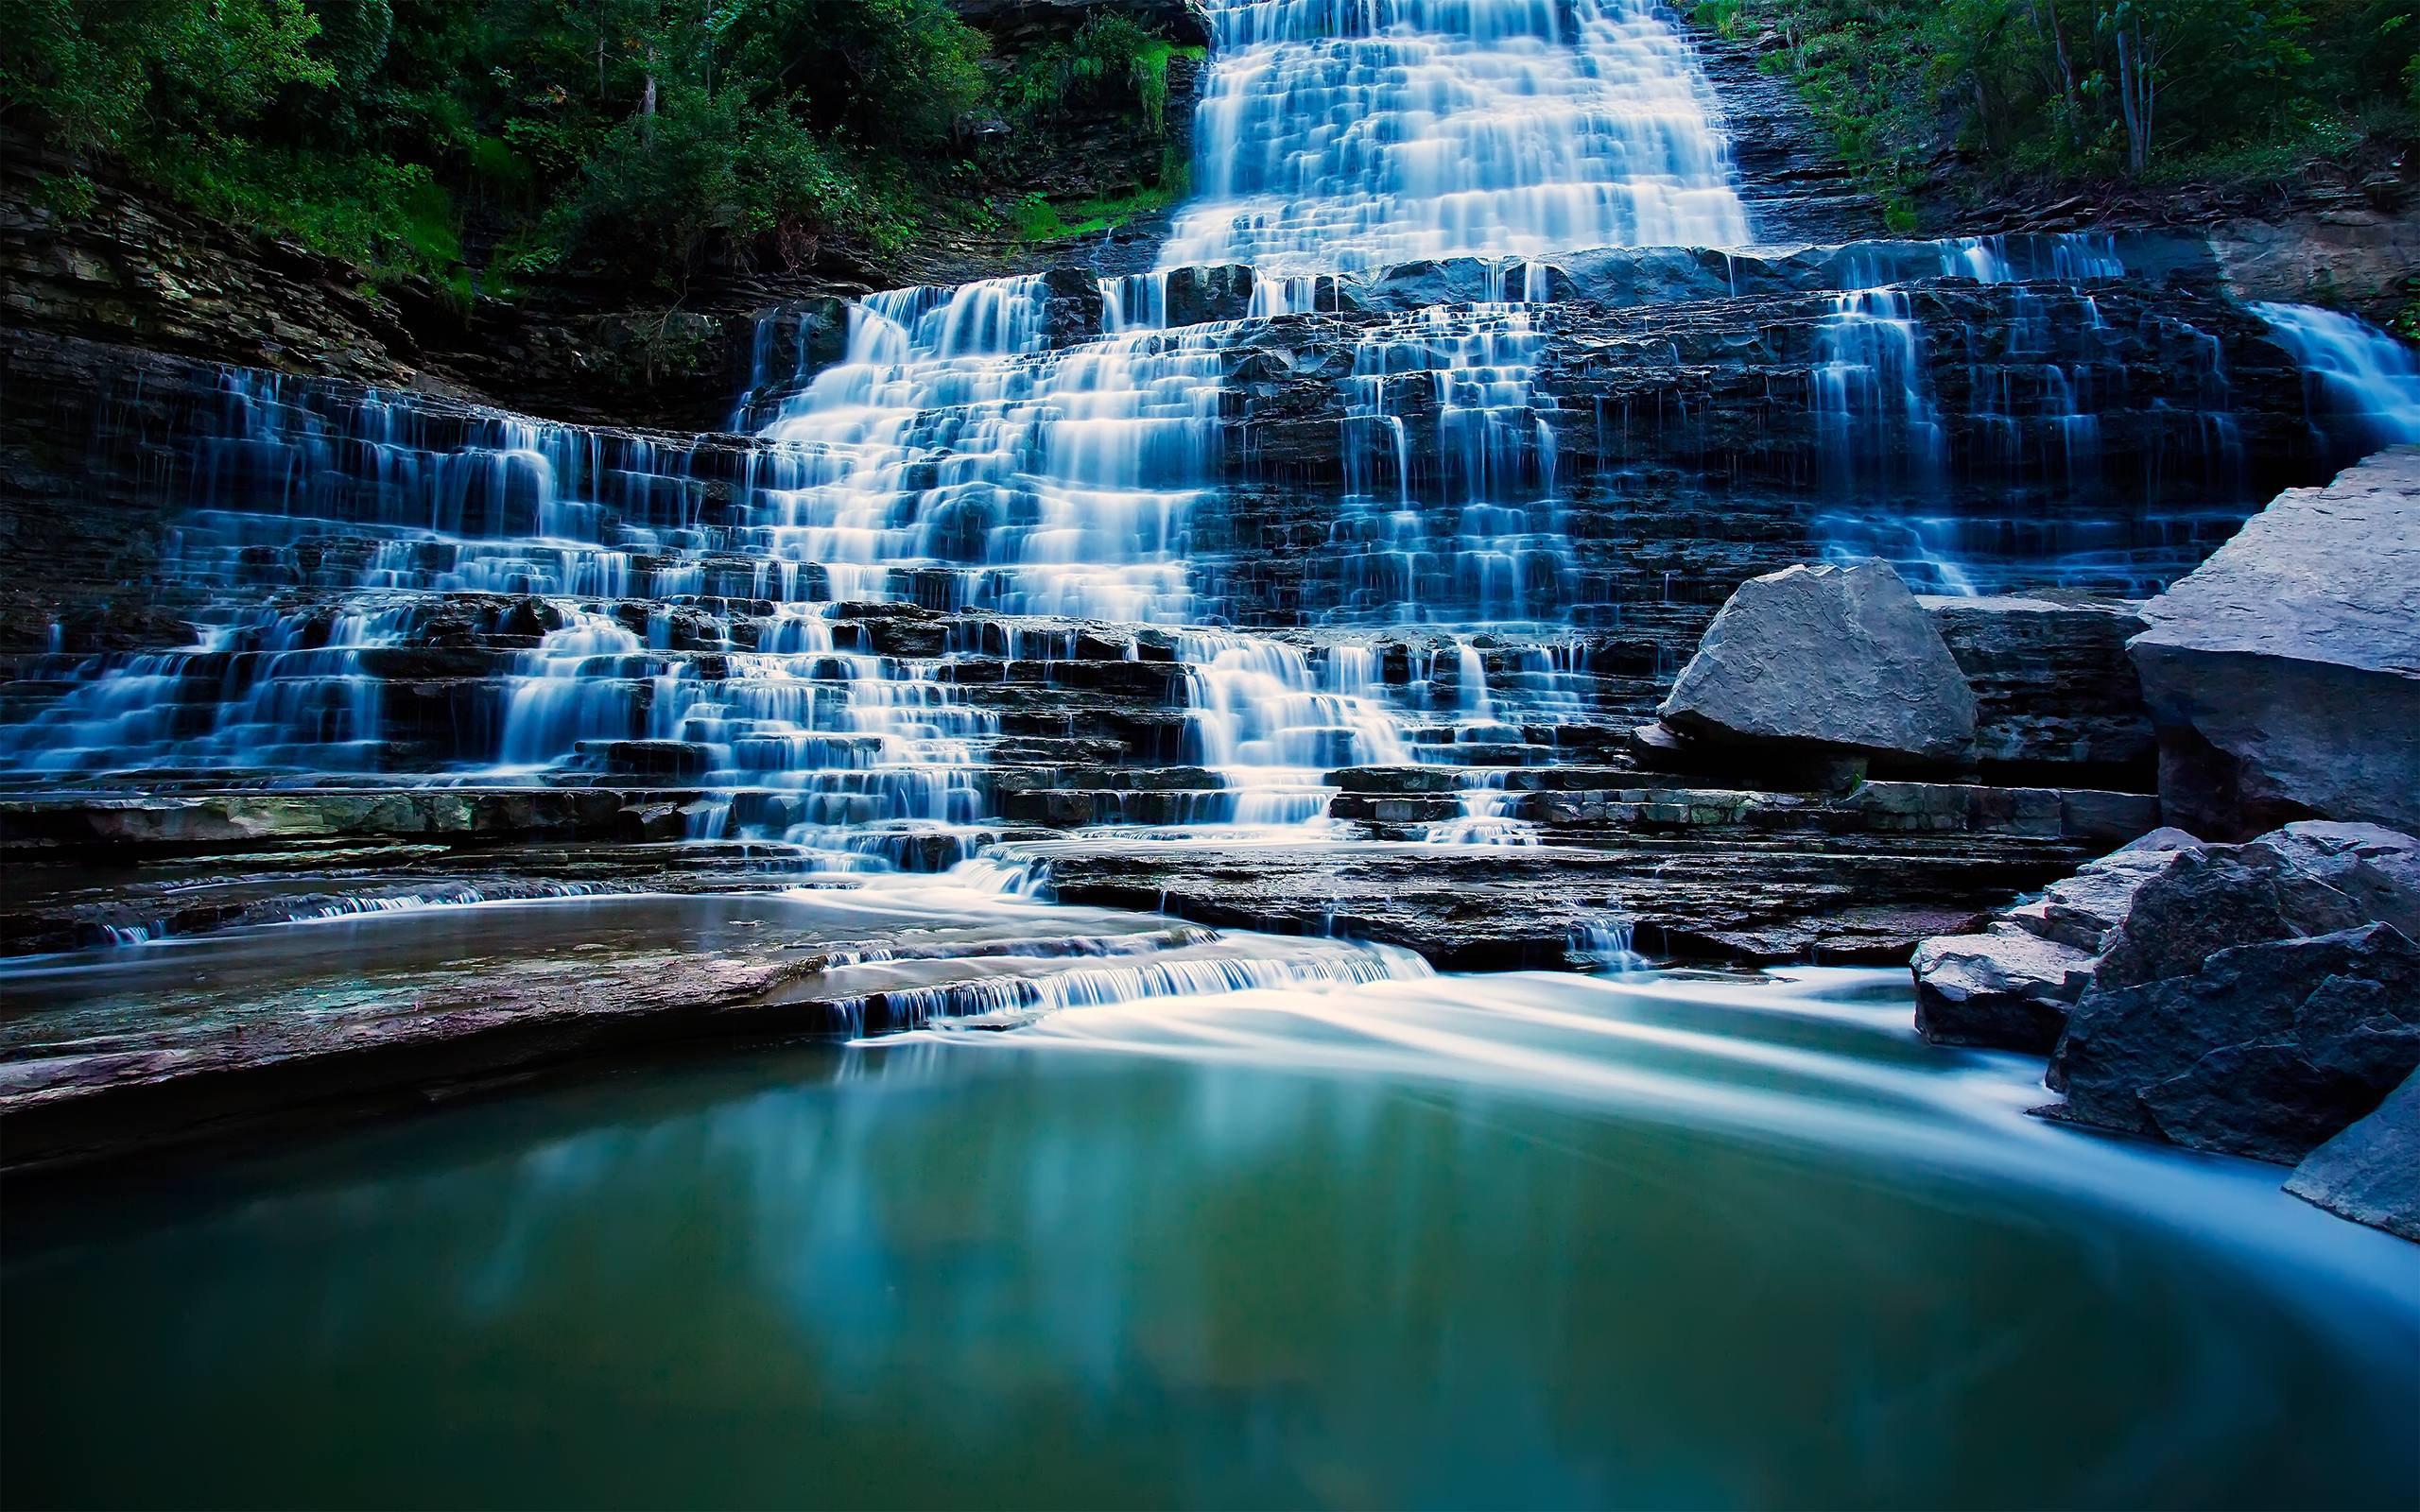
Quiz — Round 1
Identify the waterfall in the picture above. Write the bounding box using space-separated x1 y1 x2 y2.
2254 302 2420 449
1162 0 1752 271
4 0 2396 911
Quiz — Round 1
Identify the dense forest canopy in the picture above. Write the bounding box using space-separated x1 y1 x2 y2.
1703 0 2420 223
0 0 1195 296
1 0 2411 298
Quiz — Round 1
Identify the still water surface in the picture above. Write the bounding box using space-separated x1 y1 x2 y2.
6 968 2416 1509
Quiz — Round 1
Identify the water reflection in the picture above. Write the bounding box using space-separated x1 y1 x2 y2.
5 971 2414 1509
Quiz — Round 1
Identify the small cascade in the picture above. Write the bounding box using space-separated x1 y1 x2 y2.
1423 770 1539 846
1569 910 1650 971
496 609 648 768
1813 289 1947 501
2254 303 2420 448
752 274 1218 622
1178 633 1409 825
0 603 406 774
1331 301 1572 622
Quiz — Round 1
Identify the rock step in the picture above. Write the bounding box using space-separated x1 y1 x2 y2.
1019 835 2097 970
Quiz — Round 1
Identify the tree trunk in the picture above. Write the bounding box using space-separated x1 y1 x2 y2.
642 46 658 146
2041 0 2084 147
2114 18 2148 173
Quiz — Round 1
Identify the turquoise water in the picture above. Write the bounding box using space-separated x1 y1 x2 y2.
6 968 2416 1509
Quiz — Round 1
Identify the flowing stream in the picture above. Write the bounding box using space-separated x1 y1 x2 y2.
5 965 2415 1506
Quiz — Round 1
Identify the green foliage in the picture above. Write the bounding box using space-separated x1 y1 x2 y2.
1003 14 1193 138
0 0 1046 291
1009 178 1187 242
1720 0 2417 200
557 84 911 275
0 0 334 153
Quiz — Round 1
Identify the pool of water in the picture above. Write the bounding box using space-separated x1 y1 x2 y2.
5 968 2416 1509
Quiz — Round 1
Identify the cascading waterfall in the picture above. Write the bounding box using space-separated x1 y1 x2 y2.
2254 302 2420 448
5 0 2412 937
1161 0 1752 273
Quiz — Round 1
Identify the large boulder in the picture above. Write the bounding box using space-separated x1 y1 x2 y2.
2089 827 2419 989
2129 448 2420 837
2285 1064 2420 1241
2048 922 2420 1162
1658 560 1978 763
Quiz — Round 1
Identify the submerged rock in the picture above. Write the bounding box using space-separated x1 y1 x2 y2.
1658 561 1977 764
2285 1064 2420 1242
2130 447 2420 837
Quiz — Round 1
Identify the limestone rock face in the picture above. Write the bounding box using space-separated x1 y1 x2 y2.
1658 561 1978 762
2130 448 2420 836
1920 594 2153 782
2049 922 2420 1162
2286 1064 2420 1242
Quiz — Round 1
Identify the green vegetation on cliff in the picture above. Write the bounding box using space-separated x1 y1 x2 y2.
1698 0 2419 220
0 0 1192 296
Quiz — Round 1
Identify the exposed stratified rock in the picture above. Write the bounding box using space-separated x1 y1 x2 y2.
2212 208 2420 325
2048 922 2420 1161
2286 1064 2420 1241
1658 561 1978 763
1910 828 2202 1052
1921 594 2153 784
2130 447 2420 836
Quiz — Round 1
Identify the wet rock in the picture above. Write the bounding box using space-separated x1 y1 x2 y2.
1922 594 2154 785
2237 821 2420 938
2048 922 2420 1160
1911 924 2097 1053
1162 264 1254 327
2130 447 2420 836
1038 266 1106 348
1032 833 2096 970
2089 850 2308 989
2017 827 2207 952
2285 1064 2420 1241
1658 560 1978 763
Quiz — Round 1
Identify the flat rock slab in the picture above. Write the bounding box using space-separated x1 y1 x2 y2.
0 890 1396 1170
1021 833 2090 970
2132 446 2420 834
1910 924 2095 1054
1660 560 1978 761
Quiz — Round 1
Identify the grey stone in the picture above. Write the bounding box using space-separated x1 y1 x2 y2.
2130 447 2420 836
1658 561 1978 762
2237 821 2420 939
2048 922 2420 1160
2285 1064 2420 1242
1911 923 2097 1053
2088 849 2307 989
2027 829 2206 952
